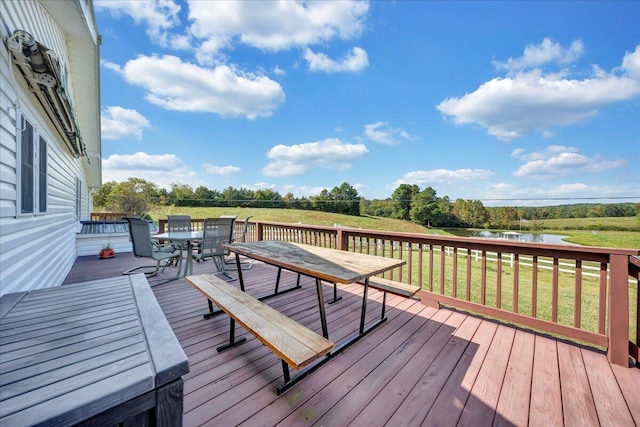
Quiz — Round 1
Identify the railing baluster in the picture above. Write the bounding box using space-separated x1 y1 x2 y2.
428 244 434 292
440 245 446 294
532 255 538 317
574 260 582 328
452 247 458 298
481 250 487 305
418 244 423 289
598 262 607 335
497 252 502 309
552 257 559 322
513 253 519 313
466 249 472 301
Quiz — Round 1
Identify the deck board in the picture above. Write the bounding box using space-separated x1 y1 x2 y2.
62 252 640 426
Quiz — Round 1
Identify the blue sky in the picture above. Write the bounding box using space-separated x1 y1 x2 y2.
95 0 640 206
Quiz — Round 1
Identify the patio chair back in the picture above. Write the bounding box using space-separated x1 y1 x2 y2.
196 217 235 262
126 217 155 258
238 216 253 242
168 215 192 232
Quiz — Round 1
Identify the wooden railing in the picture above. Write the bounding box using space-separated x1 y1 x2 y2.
250 220 639 368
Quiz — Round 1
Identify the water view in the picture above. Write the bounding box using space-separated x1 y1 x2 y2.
447 229 573 245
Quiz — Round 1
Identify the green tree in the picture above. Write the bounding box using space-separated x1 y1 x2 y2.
254 189 282 208
329 182 361 216
169 183 195 207
103 178 159 216
409 187 440 226
454 199 488 227
391 184 419 220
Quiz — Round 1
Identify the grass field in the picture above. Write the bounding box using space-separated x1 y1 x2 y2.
528 215 640 231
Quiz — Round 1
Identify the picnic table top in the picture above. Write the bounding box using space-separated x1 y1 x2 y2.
224 241 406 285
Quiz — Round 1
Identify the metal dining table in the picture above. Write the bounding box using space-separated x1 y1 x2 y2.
154 230 203 276
222 240 406 353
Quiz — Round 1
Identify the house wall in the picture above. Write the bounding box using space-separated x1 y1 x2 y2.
0 1 96 296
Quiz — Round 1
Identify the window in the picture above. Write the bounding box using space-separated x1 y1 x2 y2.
75 177 82 221
38 136 47 213
18 114 47 215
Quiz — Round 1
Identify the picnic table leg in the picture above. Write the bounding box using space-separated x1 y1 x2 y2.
274 267 282 294
235 254 246 292
315 278 329 338
327 282 342 304
359 278 369 335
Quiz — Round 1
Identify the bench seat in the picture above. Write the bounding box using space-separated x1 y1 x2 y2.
186 273 334 392
366 277 421 298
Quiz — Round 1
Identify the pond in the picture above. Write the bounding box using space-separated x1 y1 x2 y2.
446 229 573 245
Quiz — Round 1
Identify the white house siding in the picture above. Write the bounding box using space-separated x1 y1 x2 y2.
0 0 99 296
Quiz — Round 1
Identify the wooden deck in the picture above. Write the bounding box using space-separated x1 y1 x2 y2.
63 253 640 426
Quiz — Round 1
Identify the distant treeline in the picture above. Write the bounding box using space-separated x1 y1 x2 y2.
94 178 639 229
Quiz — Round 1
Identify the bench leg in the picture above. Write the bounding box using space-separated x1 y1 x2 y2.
203 298 226 319
276 356 330 395
281 359 290 383
216 318 246 352
327 282 342 304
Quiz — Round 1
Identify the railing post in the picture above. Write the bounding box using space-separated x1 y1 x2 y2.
336 229 348 251
256 222 264 241
607 253 629 367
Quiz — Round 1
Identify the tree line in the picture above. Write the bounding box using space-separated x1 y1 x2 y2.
94 178 639 229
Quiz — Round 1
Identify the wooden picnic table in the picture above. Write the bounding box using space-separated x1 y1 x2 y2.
223 241 406 348
0 274 189 426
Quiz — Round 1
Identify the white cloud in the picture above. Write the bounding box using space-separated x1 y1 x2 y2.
102 152 199 189
364 121 413 144
482 182 637 206
95 0 183 47
281 184 328 197
101 106 151 140
100 59 121 73
493 38 585 73
393 168 494 188
244 182 276 191
304 47 369 73
187 0 369 54
118 55 285 119
438 42 640 140
203 164 242 175
512 146 626 178
263 138 369 177
621 45 640 79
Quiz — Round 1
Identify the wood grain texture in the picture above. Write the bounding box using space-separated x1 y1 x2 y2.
224 241 405 284
186 273 334 369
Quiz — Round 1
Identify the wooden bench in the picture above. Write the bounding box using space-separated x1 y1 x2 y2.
186 273 335 394
367 277 421 298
